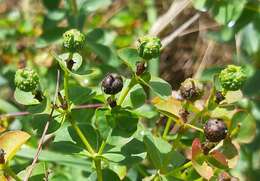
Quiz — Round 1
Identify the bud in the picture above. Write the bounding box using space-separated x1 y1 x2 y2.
137 36 162 60
179 78 203 101
219 65 247 91
101 73 123 95
215 91 225 104
63 29 85 51
136 61 146 76
107 96 117 108
204 119 228 142
15 68 39 92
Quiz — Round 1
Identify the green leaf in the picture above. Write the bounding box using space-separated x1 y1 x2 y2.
58 52 83 71
18 162 46 181
16 147 92 171
139 76 172 99
95 108 112 140
200 67 222 82
192 0 212 11
231 111 256 143
81 0 112 12
52 123 83 154
68 83 94 105
110 108 139 138
0 99 19 113
14 88 40 105
103 153 125 162
24 114 61 136
86 41 119 67
218 139 239 168
211 0 247 25
132 104 158 119
143 134 175 171
117 48 141 72
68 123 101 151
122 84 146 108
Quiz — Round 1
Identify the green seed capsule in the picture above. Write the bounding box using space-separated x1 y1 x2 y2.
63 29 85 51
137 36 162 60
219 65 247 91
15 68 39 92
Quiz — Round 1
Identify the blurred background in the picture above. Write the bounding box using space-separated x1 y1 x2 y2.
0 0 259 180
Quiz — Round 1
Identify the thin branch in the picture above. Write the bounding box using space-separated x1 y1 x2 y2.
0 111 30 119
0 103 103 120
193 40 215 79
149 0 191 36
73 103 103 110
161 13 200 49
23 69 60 181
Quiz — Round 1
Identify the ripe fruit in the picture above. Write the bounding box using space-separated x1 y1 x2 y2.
219 65 247 91
101 73 123 95
204 119 228 142
179 78 204 101
137 36 162 60
15 68 39 92
63 29 85 51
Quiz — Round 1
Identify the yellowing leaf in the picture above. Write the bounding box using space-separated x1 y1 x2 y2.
0 131 30 161
152 97 182 119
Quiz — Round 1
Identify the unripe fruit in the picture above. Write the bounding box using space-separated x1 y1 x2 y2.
219 65 247 91
179 78 203 101
15 68 39 92
101 73 123 95
63 29 85 51
203 119 227 142
137 36 162 60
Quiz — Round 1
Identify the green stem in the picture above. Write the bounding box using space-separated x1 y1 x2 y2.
4 166 22 181
64 72 69 105
162 118 172 140
97 141 106 155
117 77 136 106
70 0 78 16
165 161 192 176
184 123 204 133
69 118 95 154
94 159 103 181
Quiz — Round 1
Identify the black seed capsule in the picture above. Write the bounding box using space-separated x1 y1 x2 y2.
204 119 228 142
101 73 123 95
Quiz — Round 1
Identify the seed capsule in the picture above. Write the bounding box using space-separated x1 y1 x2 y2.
15 68 39 92
63 29 85 51
101 73 123 95
204 119 228 142
137 36 162 60
219 65 247 91
179 78 204 102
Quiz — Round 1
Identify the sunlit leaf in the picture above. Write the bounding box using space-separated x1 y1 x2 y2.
231 111 256 143
152 97 182 119
0 131 30 161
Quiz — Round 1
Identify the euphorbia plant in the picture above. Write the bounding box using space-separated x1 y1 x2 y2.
1 29 255 181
